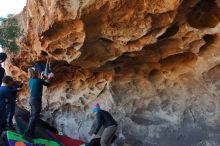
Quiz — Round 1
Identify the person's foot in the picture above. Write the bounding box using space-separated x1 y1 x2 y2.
6 125 16 131
23 132 35 143
22 134 33 143
0 132 7 146
0 137 5 146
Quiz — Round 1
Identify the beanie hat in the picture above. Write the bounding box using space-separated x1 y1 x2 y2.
92 103 101 113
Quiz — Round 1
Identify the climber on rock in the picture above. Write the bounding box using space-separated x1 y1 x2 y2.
6 79 24 130
23 67 51 140
90 103 118 146
34 59 55 83
0 76 17 135
43 59 55 82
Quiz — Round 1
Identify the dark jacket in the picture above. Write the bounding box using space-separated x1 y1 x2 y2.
8 82 23 103
28 77 50 104
0 86 15 111
0 67 5 85
94 110 117 134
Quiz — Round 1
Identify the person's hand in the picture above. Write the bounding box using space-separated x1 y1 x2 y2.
41 72 46 79
19 80 24 86
40 72 43 78
91 134 96 140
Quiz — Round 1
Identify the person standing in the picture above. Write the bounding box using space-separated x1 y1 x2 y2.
91 103 118 146
0 76 15 135
23 68 50 139
6 80 23 130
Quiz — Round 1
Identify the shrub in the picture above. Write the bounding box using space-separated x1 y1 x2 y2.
0 15 22 53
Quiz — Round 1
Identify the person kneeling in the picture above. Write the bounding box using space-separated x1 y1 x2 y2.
91 103 118 146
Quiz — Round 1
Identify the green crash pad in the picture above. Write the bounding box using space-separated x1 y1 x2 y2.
6 131 60 146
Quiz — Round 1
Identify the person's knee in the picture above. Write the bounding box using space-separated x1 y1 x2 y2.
29 114 38 122
31 111 40 118
101 138 108 146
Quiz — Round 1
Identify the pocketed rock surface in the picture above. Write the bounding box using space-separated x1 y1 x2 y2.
5 0 220 145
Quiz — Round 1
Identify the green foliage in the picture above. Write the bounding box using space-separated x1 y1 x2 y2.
0 15 22 53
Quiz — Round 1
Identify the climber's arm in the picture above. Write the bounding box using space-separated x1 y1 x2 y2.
93 112 102 135
41 79 51 87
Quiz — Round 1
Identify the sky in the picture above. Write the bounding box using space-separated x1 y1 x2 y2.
0 0 26 53
0 0 27 18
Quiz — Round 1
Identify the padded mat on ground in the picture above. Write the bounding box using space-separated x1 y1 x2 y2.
6 131 60 146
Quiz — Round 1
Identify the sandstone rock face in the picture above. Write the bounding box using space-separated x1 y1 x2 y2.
6 0 220 145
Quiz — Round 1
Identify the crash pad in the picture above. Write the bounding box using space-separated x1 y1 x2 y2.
6 131 60 146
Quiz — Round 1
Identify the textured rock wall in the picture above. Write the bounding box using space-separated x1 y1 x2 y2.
6 0 220 145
